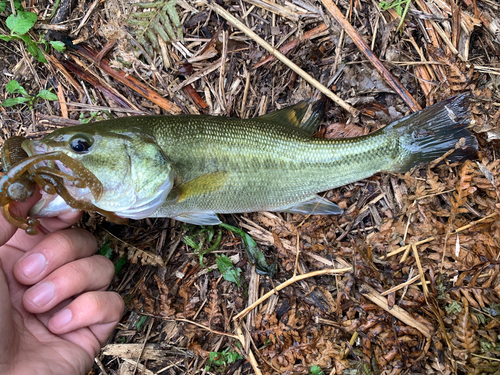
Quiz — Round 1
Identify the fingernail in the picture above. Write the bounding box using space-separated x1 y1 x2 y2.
20 253 47 279
29 282 56 307
51 308 72 329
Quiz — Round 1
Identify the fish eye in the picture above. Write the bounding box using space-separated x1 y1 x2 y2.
69 134 93 153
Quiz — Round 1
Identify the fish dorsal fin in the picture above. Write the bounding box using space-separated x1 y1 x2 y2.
256 99 325 135
173 212 221 226
172 171 228 203
277 195 343 215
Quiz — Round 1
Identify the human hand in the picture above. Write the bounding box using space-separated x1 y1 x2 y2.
0 195 124 375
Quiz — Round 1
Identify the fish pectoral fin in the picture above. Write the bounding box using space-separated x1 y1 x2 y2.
278 195 343 215
256 99 325 135
173 212 221 226
173 171 228 203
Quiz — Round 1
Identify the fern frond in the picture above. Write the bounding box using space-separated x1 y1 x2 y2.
126 0 183 56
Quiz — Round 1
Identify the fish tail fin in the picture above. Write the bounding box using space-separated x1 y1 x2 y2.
387 93 478 173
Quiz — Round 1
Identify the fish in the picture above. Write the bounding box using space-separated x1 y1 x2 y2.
20 94 477 226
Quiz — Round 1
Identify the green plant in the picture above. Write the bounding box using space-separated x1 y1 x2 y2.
215 254 242 287
0 0 65 63
473 311 487 325
98 241 127 274
435 274 447 300
135 315 148 330
127 0 183 56
78 111 112 124
379 0 411 32
205 346 242 372
480 339 495 352
183 226 222 267
483 303 500 317
2 79 58 108
219 223 275 277
445 300 462 315
309 365 324 375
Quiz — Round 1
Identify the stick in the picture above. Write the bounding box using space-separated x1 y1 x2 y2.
320 0 422 112
210 3 360 117
233 267 352 321
360 284 432 338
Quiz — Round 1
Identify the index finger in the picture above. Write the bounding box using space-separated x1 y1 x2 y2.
9 210 84 251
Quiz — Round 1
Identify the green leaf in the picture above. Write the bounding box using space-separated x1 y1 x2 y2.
0 35 14 42
183 227 222 267
6 11 38 35
220 223 275 277
13 0 24 12
99 242 114 258
206 347 243 371
183 235 201 250
396 4 403 15
49 40 66 52
309 365 324 375
5 80 24 94
379 1 390 10
23 37 47 63
0 2 6 12
37 90 58 101
114 256 127 274
445 301 462 315
2 97 30 107
135 315 148 330
216 254 242 287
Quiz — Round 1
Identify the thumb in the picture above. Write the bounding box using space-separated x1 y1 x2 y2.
0 258 16 363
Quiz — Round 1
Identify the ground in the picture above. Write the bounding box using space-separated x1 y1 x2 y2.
1 0 500 374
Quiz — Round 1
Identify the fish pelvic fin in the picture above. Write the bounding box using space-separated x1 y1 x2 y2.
276 195 343 216
256 99 325 135
172 171 228 203
173 212 221 226
387 93 478 173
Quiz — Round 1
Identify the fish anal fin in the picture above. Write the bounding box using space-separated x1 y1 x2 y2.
173 212 221 226
174 171 228 203
256 100 325 135
278 195 343 215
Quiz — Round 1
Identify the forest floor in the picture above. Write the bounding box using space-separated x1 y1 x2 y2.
1 0 500 373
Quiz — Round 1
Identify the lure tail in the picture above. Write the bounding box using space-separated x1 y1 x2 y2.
386 93 478 173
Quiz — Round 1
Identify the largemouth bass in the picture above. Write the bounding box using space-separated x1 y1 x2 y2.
21 94 477 225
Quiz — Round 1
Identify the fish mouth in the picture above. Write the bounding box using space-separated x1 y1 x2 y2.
22 139 47 157
21 139 53 170
22 139 74 175
20 139 90 217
